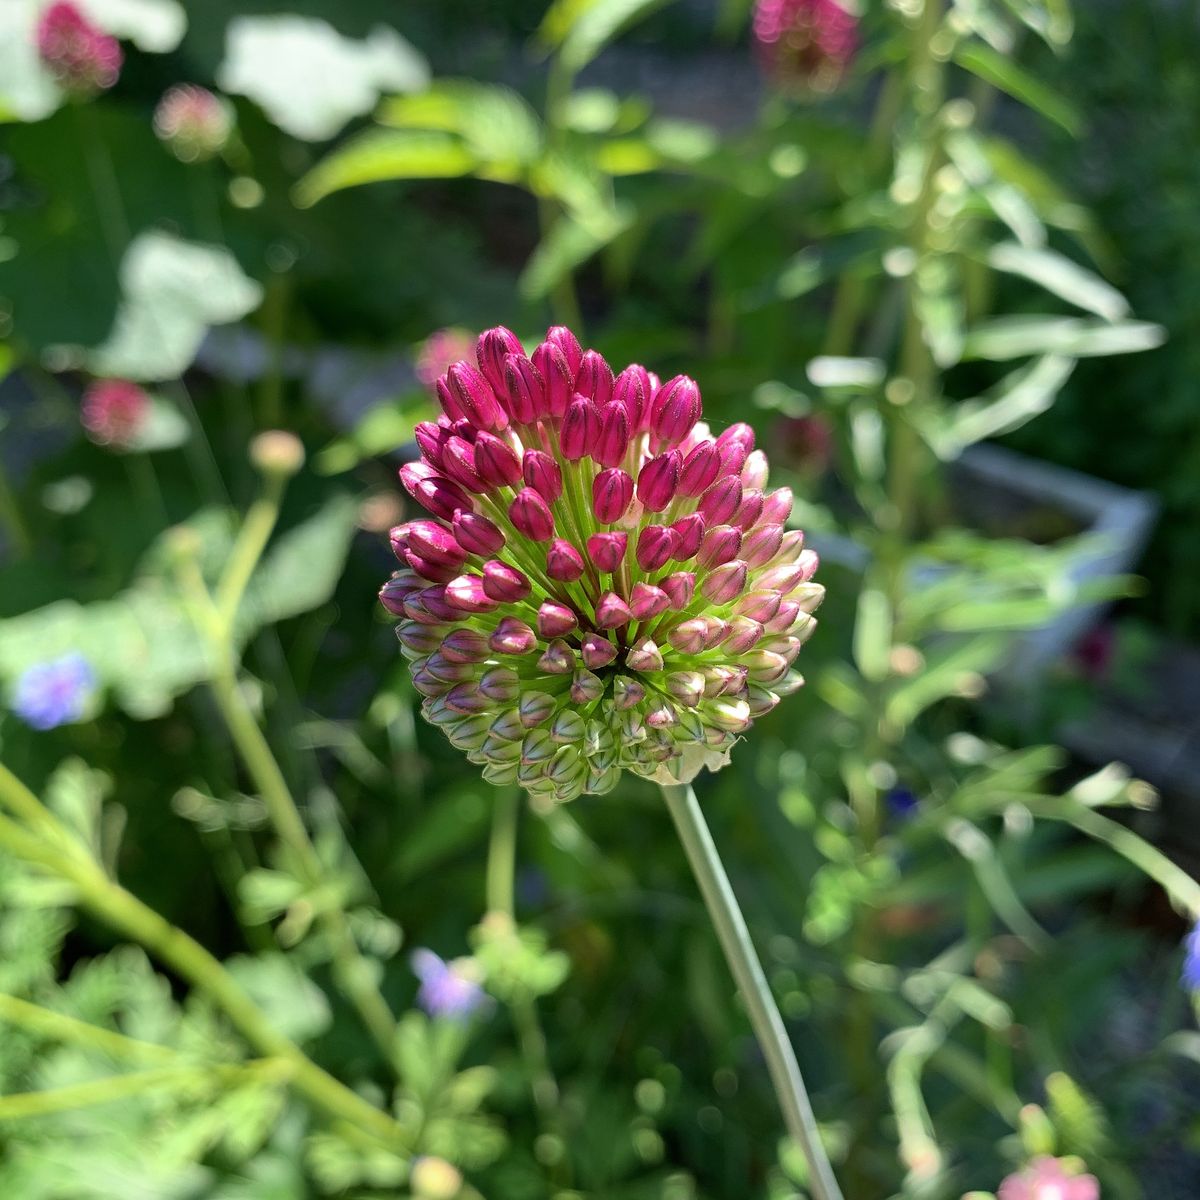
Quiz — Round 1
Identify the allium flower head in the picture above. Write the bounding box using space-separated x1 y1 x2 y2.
1183 919 1200 992
80 379 149 448
411 948 487 1020
36 1 122 98
997 1157 1099 1200
11 653 95 730
153 84 234 163
382 324 824 804
753 0 858 93
416 328 476 390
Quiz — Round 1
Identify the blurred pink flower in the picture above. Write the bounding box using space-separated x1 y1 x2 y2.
753 0 858 93
416 328 476 390
81 379 148 448
36 1 122 97
154 84 233 163
997 1157 1100 1200
1072 623 1115 682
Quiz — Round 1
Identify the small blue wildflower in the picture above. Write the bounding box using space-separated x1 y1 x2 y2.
885 786 919 820
411 948 486 1020
1182 920 1200 992
11 654 95 730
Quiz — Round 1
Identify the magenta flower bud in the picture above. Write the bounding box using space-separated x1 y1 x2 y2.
753 0 859 94
37 1 122 97
592 469 634 524
446 574 500 613
679 441 721 496
797 547 820 580
581 633 618 669
626 638 664 673
595 402 630 468
725 615 766 655
575 350 614 406
717 440 749 477
595 592 633 629
587 531 628 572
545 325 583 376
698 476 742 524
562 397 600 461
435 376 464 422
440 628 492 663
697 524 743 568
452 510 505 556
490 617 537 655
613 365 652 429
741 449 770 489
668 617 709 654
636 525 680 572
519 691 557 727
546 538 585 581
701 560 748 604
571 669 605 704
380 577 418 616
400 462 472 521
482 560 531 602
637 450 682 512
531 342 572 418
509 488 555 541
473 431 522 489
537 602 577 638
396 622 444 656
762 485 795 525
661 572 696 610
447 682 494 715
651 376 701 444
412 668 452 698
441 436 487 494
405 519 468 569
404 551 457 585
503 354 543 424
758 561 806 593
630 583 670 620
733 589 782 623
537 639 575 674
479 667 521 703
669 513 706 561
516 451 559 506
407 585 456 624
742 523 785 567
476 326 523 399
717 422 755 456
734 488 765 530
448 362 507 431
413 420 449 468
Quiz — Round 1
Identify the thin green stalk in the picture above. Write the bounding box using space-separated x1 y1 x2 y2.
0 993 175 1063
660 783 843 1200
486 788 520 917
214 470 287 628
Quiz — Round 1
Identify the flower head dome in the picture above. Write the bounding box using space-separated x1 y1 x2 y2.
382 325 823 803
153 84 234 163
80 378 149 447
36 1 122 98
753 0 858 94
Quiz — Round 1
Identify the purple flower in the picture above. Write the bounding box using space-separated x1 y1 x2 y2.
886 787 919 820
997 1157 1099 1200
36 1 122 98
411 948 486 1020
11 654 95 730
1183 919 1200 992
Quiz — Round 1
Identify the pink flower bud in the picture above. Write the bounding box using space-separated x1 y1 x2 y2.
742 523 784 566
537 602 578 638
762 485 795 525
480 667 521 702
441 436 487 493
668 618 709 654
575 350 614 406
651 376 701 444
380 577 419 616
435 376 463 422
445 574 500 613
666 671 705 707
482 560 531 602
490 617 537 655
595 402 630 468
473 431 522 488
404 519 468 569
546 325 583 376
717 422 755 455
440 628 492 663
724 615 766 654
592 468 634 524
452 510 505 556
400 462 472 521
537 639 575 674
37 1 122 96
522 449 563 504
614 677 645 709
587 530 628 572
503 354 543 424
701 560 748 604
636 524 680 572
717 439 749 477
706 697 751 732
630 582 670 620
670 513 706 561
413 420 449 468
637 450 682 512
396 621 444 655
404 550 457 585
746 686 781 718
546 538 585 581
626 638 664 672
571 669 604 704
741 449 769 489
697 524 743 568
733 589 782 623
734 488 765 530
595 592 633 629
745 649 790 684
614 365 652 430
679 441 721 496
448 362 507 431
562 396 600 461
509 488 555 541
661 572 696 609
698 475 742 524
519 691 557 726
581 633 618 669
531 342 572 417
476 326 523 398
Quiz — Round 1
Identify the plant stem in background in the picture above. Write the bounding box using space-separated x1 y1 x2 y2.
660 783 844 1200
0 455 32 559
76 103 130 265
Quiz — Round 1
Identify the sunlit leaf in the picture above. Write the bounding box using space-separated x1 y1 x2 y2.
953 43 1080 134
962 316 1165 361
986 242 1128 321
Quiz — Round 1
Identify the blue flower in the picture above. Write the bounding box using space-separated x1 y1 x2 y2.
411 948 487 1020
11 654 95 730
886 786 919 820
1183 920 1200 992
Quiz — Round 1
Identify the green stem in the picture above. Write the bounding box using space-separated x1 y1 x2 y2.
0 992 175 1063
0 454 32 558
214 471 286 628
660 783 843 1200
486 788 520 917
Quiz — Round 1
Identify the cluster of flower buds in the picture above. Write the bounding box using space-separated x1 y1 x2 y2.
80 378 148 448
153 84 234 163
752 0 858 94
382 324 823 803
36 1 122 98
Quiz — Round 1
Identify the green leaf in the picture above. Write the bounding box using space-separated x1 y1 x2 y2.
519 205 633 300
962 316 1165 361
942 354 1075 452
294 128 476 208
986 242 1128 321
806 356 885 390
852 587 892 683
886 636 1007 726
953 43 1081 134
224 955 331 1044
539 0 675 72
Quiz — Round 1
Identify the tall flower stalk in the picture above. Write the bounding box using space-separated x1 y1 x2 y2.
382 324 841 1193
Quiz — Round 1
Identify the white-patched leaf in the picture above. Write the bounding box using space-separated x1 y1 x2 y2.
986 242 1128 321
82 0 185 51
962 316 1165 362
